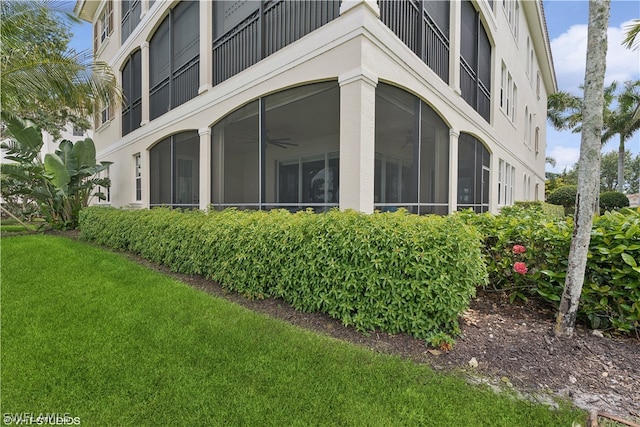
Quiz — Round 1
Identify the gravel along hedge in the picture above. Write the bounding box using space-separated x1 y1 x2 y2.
79 207 488 343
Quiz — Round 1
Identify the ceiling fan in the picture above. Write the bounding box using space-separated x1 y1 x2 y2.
242 131 298 149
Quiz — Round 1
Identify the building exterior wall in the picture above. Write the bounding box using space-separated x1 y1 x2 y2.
77 0 556 214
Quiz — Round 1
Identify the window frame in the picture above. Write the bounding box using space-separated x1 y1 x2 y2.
134 154 142 201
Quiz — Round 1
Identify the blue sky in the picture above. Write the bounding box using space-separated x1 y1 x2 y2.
69 1 640 174
543 0 640 173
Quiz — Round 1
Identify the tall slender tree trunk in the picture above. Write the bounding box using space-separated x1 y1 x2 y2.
617 134 625 192
555 0 610 338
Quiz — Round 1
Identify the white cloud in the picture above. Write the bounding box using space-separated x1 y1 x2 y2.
547 145 581 173
550 19 640 93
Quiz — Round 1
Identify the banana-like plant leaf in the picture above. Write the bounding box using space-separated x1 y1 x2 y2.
56 140 78 174
74 138 97 169
44 153 70 196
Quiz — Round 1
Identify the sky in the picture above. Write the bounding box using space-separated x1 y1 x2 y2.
69 1 640 174
543 0 640 173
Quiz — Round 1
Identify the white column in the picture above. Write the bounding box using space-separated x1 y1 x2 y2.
140 0 149 19
449 0 461 95
199 1 213 94
448 129 459 213
199 127 212 210
338 67 378 214
340 0 380 16
140 41 150 126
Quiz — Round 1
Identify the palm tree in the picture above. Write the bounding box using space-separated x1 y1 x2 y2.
601 81 640 192
547 81 640 192
0 0 121 135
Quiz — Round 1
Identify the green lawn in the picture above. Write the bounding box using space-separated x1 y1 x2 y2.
0 235 585 426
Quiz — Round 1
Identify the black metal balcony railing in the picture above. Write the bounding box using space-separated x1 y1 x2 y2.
173 58 200 108
150 77 170 120
460 57 490 122
149 58 199 121
122 98 142 136
212 0 340 86
379 0 450 83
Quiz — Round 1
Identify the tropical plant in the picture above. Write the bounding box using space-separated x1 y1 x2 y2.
547 185 578 215
0 0 120 137
601 80 640 192
547 80 640 193
599 191 629 212
1 114 111 229
598 150 635 192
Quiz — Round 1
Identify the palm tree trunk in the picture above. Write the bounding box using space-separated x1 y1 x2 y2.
618 133 625 192
555 0 610 338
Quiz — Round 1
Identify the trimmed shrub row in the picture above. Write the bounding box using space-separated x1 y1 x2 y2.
547 186 630 215
513 201 565 218
79 207 488 343
458 205 640 334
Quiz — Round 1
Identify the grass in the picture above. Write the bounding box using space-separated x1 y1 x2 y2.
1 235 586 426
0 218 40 233
0 224 36 233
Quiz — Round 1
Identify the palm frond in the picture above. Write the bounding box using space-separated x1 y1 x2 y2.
622 19 640 51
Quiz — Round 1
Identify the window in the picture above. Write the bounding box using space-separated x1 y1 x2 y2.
135 154 142 201
73 127 84 137
498 160 515 205
506 73 512 115
504 0 519 40
122 50 142 136
534 126 540 154
511 84 517 123
528 112 533 148
529 49 534 84
210 82 340 212
150 1 200 120
458 133 490 213
500 62 506 109
498 159 504 204
93 0 113 54
509 166 515 204
536 71 541 99
514 1 519 39
374 83 450 215
150 131 200 208
121 0 141 44
526 37 530 78
95 102 113 128
460 0 492 122
524 106 529 145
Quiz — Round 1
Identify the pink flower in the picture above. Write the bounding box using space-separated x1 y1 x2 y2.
512 245 526 255
514 262 528 274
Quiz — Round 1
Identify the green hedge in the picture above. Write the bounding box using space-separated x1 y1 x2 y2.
79 207 488 343
513 200 565 218
599 191 629 212
457 206 640 334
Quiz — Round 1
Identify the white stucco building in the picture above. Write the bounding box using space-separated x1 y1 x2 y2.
75 0 556 214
